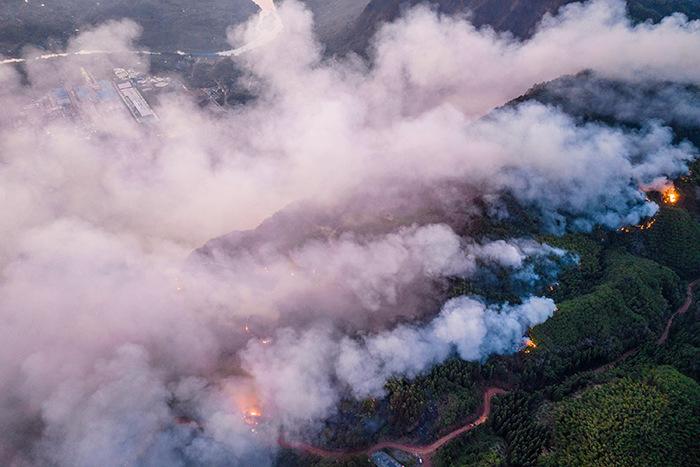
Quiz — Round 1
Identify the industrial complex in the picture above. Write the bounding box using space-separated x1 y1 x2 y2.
30 67 179 127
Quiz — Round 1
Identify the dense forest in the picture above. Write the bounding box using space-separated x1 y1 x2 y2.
275 75 700 467
437 82 700 465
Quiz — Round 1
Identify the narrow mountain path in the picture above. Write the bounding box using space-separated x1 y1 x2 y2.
284 278 699 464
658 279 700 345
279 387 506 466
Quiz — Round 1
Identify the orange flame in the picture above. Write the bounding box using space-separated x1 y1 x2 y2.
662 185 680 205
523 338 537 354
618 217 656 234
243 406 263 426
234 388 264 428
640 218 656 230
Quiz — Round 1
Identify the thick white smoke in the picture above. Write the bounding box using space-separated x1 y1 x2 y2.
221 0 284 57
369 0 700 117
193 223 566 328
0 1 699 465
242 296 555 423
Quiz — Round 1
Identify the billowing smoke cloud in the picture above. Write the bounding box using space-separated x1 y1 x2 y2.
0 0 699 465
369 0 700 117
473 103 694 232
221 0 284 57
192 222 567 331
242 296 555 423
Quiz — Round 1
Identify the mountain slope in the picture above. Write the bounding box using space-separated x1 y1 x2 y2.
334 0 700 55
0 0 368 56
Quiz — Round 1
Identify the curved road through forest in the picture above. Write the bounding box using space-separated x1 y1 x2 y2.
280 387 506 466
284 278 699 465
658 279 700 345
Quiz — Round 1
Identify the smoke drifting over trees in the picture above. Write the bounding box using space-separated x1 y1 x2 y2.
0 1 699 465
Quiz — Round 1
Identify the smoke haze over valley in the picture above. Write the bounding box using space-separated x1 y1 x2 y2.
1 1 700 466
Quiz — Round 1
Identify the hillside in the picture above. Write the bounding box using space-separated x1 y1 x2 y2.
333 0 700 55
0 0 369 56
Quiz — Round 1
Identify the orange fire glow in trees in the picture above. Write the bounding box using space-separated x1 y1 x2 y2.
523 338 537 354
662 184 680 205
234 387 264 428
225 379 266 431
243 405 263 427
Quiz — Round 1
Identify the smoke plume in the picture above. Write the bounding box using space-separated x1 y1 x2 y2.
0 0 699 465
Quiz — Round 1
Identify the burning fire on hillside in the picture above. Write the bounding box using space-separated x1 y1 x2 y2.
233 386 265 431
522 338 538 354
243 406 263 427
662 184 680 205
618 217 657 234
641 179 681 207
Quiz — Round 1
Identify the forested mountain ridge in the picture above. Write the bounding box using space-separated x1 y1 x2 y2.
275 72 700 467
332 0 700 54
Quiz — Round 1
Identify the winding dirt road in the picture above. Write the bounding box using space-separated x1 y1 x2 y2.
283 278 698 464
280 387 506 466
658 279 700 345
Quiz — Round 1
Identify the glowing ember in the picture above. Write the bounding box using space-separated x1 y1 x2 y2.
243 406 262 426
640 218 656 230
234 386 264 428
663 185 680 205
523 338 537 354
618 217 657 234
